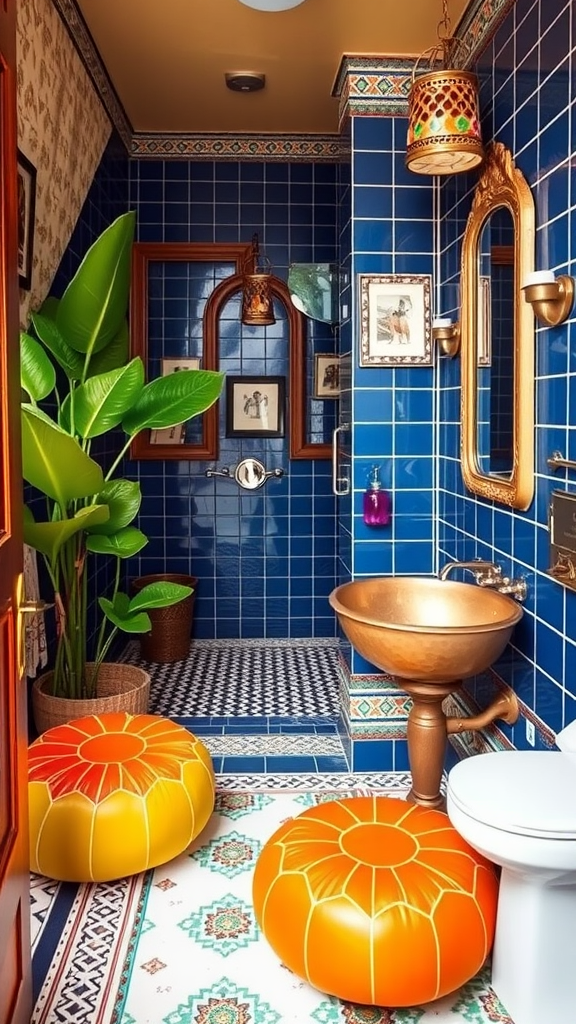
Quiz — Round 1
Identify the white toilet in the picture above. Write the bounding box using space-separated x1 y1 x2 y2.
446 720 576 1024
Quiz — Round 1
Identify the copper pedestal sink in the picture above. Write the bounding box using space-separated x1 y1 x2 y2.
329 576 523 809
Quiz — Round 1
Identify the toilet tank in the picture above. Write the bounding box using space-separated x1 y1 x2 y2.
555 719 576 751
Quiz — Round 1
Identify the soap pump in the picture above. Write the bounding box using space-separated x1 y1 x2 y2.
363 465 391 526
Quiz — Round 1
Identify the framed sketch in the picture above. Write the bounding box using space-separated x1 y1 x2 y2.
150 356 201 444
358 274 432 366
314 354 340 398
17 150 37 290
226 376 285 438
477 274 492 366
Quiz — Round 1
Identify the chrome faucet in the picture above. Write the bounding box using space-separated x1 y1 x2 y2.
439 559 502 584
439 559 527 601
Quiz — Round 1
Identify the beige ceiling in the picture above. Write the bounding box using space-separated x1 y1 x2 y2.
77 0 470 136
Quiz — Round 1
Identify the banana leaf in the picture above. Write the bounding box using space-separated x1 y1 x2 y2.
56 211 136 359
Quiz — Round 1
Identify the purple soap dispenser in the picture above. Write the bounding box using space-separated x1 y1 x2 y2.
363 465 391 526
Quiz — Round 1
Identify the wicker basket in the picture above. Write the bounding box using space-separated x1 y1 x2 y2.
131 574 198 663
31 663 151 735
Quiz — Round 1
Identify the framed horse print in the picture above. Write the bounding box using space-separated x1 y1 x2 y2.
358 274 433 366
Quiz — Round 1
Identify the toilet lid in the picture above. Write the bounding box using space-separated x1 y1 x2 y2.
447 750 576 839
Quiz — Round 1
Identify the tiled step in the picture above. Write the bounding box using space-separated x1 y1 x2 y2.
176 714 349 773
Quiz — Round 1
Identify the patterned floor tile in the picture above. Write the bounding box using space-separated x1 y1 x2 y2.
121 638 341 717
202 735 346 756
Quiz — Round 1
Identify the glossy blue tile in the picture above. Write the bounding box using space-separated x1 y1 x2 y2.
222 757 266 773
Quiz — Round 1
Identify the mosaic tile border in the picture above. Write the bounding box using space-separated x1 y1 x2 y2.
129 133 343 162
450 0 516 70
53 0 513 160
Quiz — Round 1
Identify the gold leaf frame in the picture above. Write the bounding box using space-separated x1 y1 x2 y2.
460 141 535 510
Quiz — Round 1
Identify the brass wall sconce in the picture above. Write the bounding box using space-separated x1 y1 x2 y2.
522 270 575 327
241 234 276 326
433 317 461 357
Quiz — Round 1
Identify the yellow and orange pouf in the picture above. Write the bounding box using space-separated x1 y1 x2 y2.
28 712 215 882
253 796 498 1006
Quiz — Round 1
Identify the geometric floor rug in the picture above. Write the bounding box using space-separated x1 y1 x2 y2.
31 774 513 1024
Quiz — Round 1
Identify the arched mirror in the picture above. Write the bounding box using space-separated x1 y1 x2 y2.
461 141 535 510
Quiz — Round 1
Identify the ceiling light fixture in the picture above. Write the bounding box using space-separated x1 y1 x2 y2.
225 72 266 93
406 0 484 175
237 0 308 10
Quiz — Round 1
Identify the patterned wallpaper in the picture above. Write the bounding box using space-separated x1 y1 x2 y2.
16 0 111 327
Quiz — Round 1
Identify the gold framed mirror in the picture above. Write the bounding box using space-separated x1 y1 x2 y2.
460 141 535 510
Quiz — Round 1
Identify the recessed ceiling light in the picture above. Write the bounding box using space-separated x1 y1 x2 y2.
237 0 308 10
225 72 266 93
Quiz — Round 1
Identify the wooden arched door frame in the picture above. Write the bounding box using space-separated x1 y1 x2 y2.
203 272 331 460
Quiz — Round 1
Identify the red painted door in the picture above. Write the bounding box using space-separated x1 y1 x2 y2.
0 0 34 1021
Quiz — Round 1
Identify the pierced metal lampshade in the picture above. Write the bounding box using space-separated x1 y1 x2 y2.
241 236 276 326
406 67 484 175
406 0 484 175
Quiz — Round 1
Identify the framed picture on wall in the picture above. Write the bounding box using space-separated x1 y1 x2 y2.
314 354 340 398
358 273 433 366
150 357 201 444
17 150 37 290
225 376 285 438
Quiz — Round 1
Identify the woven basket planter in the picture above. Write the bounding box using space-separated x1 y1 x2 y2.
31 663 151 735
131 574 198 663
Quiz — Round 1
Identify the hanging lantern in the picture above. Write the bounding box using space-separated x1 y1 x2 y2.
241 234 276 326
406 0 484 175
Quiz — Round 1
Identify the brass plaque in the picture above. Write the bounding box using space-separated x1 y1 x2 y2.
548 490 576 589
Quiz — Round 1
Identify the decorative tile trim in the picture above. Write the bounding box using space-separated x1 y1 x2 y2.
333 2 515 126
130 133 343 162
332 56 415 126
202 735 345 756
349 721 407 740
450 0 516 70
349 693 412 722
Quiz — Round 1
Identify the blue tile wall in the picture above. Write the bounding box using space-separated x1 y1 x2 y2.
343 115 436 676
124 160 340 639
439 0 576 742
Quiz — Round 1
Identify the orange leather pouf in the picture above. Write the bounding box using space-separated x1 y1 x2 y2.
28 712 215 883
253 796 498 1007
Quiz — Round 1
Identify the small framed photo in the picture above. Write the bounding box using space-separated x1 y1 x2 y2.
160 357 201 375
314 354 340 398
358 274 432 366
226 376 285 438
150 357 201 443
17 150 37 290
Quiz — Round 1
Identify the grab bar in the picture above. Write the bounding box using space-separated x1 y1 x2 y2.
332 423 350 496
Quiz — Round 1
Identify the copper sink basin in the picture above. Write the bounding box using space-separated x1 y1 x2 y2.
329 576 523 683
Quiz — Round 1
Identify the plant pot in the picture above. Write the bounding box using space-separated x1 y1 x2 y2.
131 574 198 663
32 663 151 735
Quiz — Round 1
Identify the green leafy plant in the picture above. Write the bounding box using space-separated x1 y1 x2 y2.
20 211 223 699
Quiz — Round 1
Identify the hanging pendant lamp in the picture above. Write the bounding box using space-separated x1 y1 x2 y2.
241 234 276 326
406 0 484 175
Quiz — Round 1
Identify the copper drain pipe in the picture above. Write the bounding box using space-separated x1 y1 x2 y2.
446 690 519 735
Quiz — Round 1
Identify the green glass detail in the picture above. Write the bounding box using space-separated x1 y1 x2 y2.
456 115 471 132
413 122 424 138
